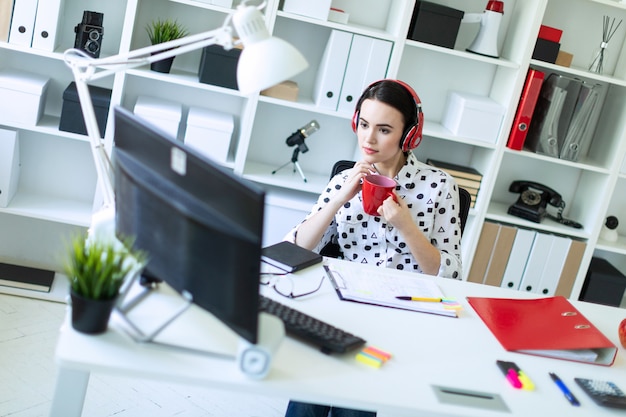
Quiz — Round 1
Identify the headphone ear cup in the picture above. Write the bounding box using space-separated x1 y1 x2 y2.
351 111 359 132
401 125 415 152
403 106 424 151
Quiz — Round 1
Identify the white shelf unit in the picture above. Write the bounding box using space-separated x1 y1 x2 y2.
1 0 626 301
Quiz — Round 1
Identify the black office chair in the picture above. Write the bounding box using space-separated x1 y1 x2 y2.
322 160 470 250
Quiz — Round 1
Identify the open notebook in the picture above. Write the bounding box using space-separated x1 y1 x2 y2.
323 260 460 317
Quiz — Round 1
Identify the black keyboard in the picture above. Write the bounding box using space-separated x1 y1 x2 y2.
259 295 366 354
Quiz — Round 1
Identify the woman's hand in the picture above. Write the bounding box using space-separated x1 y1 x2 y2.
377 191 414 232
333 161 377 205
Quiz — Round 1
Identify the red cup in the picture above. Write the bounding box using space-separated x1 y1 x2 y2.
362 175 397 215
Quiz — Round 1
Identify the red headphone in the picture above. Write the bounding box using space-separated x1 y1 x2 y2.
351 79 424 152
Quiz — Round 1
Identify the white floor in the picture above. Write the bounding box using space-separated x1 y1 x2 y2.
0 293 289 417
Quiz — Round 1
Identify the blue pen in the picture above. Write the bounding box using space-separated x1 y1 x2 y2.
549 372 580 406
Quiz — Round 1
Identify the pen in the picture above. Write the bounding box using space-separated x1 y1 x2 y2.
549 372 580 406
396 296 442 302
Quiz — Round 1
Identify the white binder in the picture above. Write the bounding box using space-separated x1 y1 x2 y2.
537 235 572 296
31 0 64 51
518 232 553 294
0 128 20 208
337 36 391 114
500 228 535 291
312 30 352 110
8 0 39 47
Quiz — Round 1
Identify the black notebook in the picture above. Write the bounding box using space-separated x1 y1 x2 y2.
0 263 55 292
261 241 322 273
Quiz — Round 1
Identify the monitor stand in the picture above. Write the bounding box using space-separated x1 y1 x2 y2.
114 272 285 379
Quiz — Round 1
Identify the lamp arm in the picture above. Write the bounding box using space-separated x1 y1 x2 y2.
64 25 237 208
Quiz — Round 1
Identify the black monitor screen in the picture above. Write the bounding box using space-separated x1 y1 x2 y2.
112 106 264 344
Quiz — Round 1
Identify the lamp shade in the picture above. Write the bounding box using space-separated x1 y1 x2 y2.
233 4 308 94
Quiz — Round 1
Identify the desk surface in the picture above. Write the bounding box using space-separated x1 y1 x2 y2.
54 259 626 416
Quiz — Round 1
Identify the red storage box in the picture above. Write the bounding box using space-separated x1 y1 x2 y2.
538 25 562 43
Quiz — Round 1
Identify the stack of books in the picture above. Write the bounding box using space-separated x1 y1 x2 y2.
426 159 482 208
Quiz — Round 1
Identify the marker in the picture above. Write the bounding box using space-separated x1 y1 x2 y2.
496 360 522 389
549 372 580 406
396 296 442 302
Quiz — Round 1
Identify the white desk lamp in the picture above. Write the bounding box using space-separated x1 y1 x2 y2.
64 0 308 211
64 1 307 379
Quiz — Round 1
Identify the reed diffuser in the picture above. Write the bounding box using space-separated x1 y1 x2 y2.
589 15 622 74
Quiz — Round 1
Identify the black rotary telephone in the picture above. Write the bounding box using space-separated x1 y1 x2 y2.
508 180 582 228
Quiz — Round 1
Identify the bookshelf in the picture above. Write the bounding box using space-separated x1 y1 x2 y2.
0 0 625 302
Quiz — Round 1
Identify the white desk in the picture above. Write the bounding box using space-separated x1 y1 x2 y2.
50 259 626 416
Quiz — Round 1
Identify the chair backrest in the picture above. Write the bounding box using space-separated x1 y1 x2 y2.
457 187 471 236
328 159 470 236
329 160 355 178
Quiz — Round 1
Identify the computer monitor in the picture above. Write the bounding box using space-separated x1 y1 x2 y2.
112 106 265 344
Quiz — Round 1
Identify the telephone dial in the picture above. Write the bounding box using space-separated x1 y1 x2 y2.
508 180 582 228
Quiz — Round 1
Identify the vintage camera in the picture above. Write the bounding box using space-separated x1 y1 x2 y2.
74 11 104 58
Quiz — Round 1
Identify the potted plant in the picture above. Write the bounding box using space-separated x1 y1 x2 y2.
65 235 146 334
145 18 189 73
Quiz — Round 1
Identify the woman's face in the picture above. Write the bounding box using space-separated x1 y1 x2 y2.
356 98 405 165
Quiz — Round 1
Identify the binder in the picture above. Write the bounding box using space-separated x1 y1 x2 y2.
0 0 15 42
536 235 571 296
31 0 64 51
507 69 544 150
525 74 569 157
483 224 516 287
8 0 38 47
500 228 535 291
466 221 499 284
467 296 618 366
336 34 372 114
336 35 391 114
554 239 586 298
0 128 20 208
312 30 352 110
559 82 600 162
518 232 552 294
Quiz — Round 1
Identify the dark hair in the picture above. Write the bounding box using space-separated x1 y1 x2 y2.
355 80 418 135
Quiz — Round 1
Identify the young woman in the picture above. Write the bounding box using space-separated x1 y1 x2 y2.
283 79 463 417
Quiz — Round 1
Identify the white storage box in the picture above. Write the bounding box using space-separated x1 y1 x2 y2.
133 96 182 139
184 106 234 164
0 128 20 208
442 91 504 143
283 0 331 21
0 69 49 125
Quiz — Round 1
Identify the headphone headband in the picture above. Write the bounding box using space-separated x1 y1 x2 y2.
352 79 424 151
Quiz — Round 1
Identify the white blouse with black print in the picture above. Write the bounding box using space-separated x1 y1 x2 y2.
286 152 462 279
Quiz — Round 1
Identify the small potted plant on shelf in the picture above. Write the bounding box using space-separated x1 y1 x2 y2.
145 18 189 73
65 234 146 334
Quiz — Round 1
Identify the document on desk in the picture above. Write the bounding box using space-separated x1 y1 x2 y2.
467 296 617 366
323 261 458 317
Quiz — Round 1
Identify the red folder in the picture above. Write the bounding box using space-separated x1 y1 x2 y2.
467 296 617 366
507 69 545 150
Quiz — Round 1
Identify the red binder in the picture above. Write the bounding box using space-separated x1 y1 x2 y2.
467 296 617 366
507 69 545 150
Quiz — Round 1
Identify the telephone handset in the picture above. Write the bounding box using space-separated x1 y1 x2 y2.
508 180 582 228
